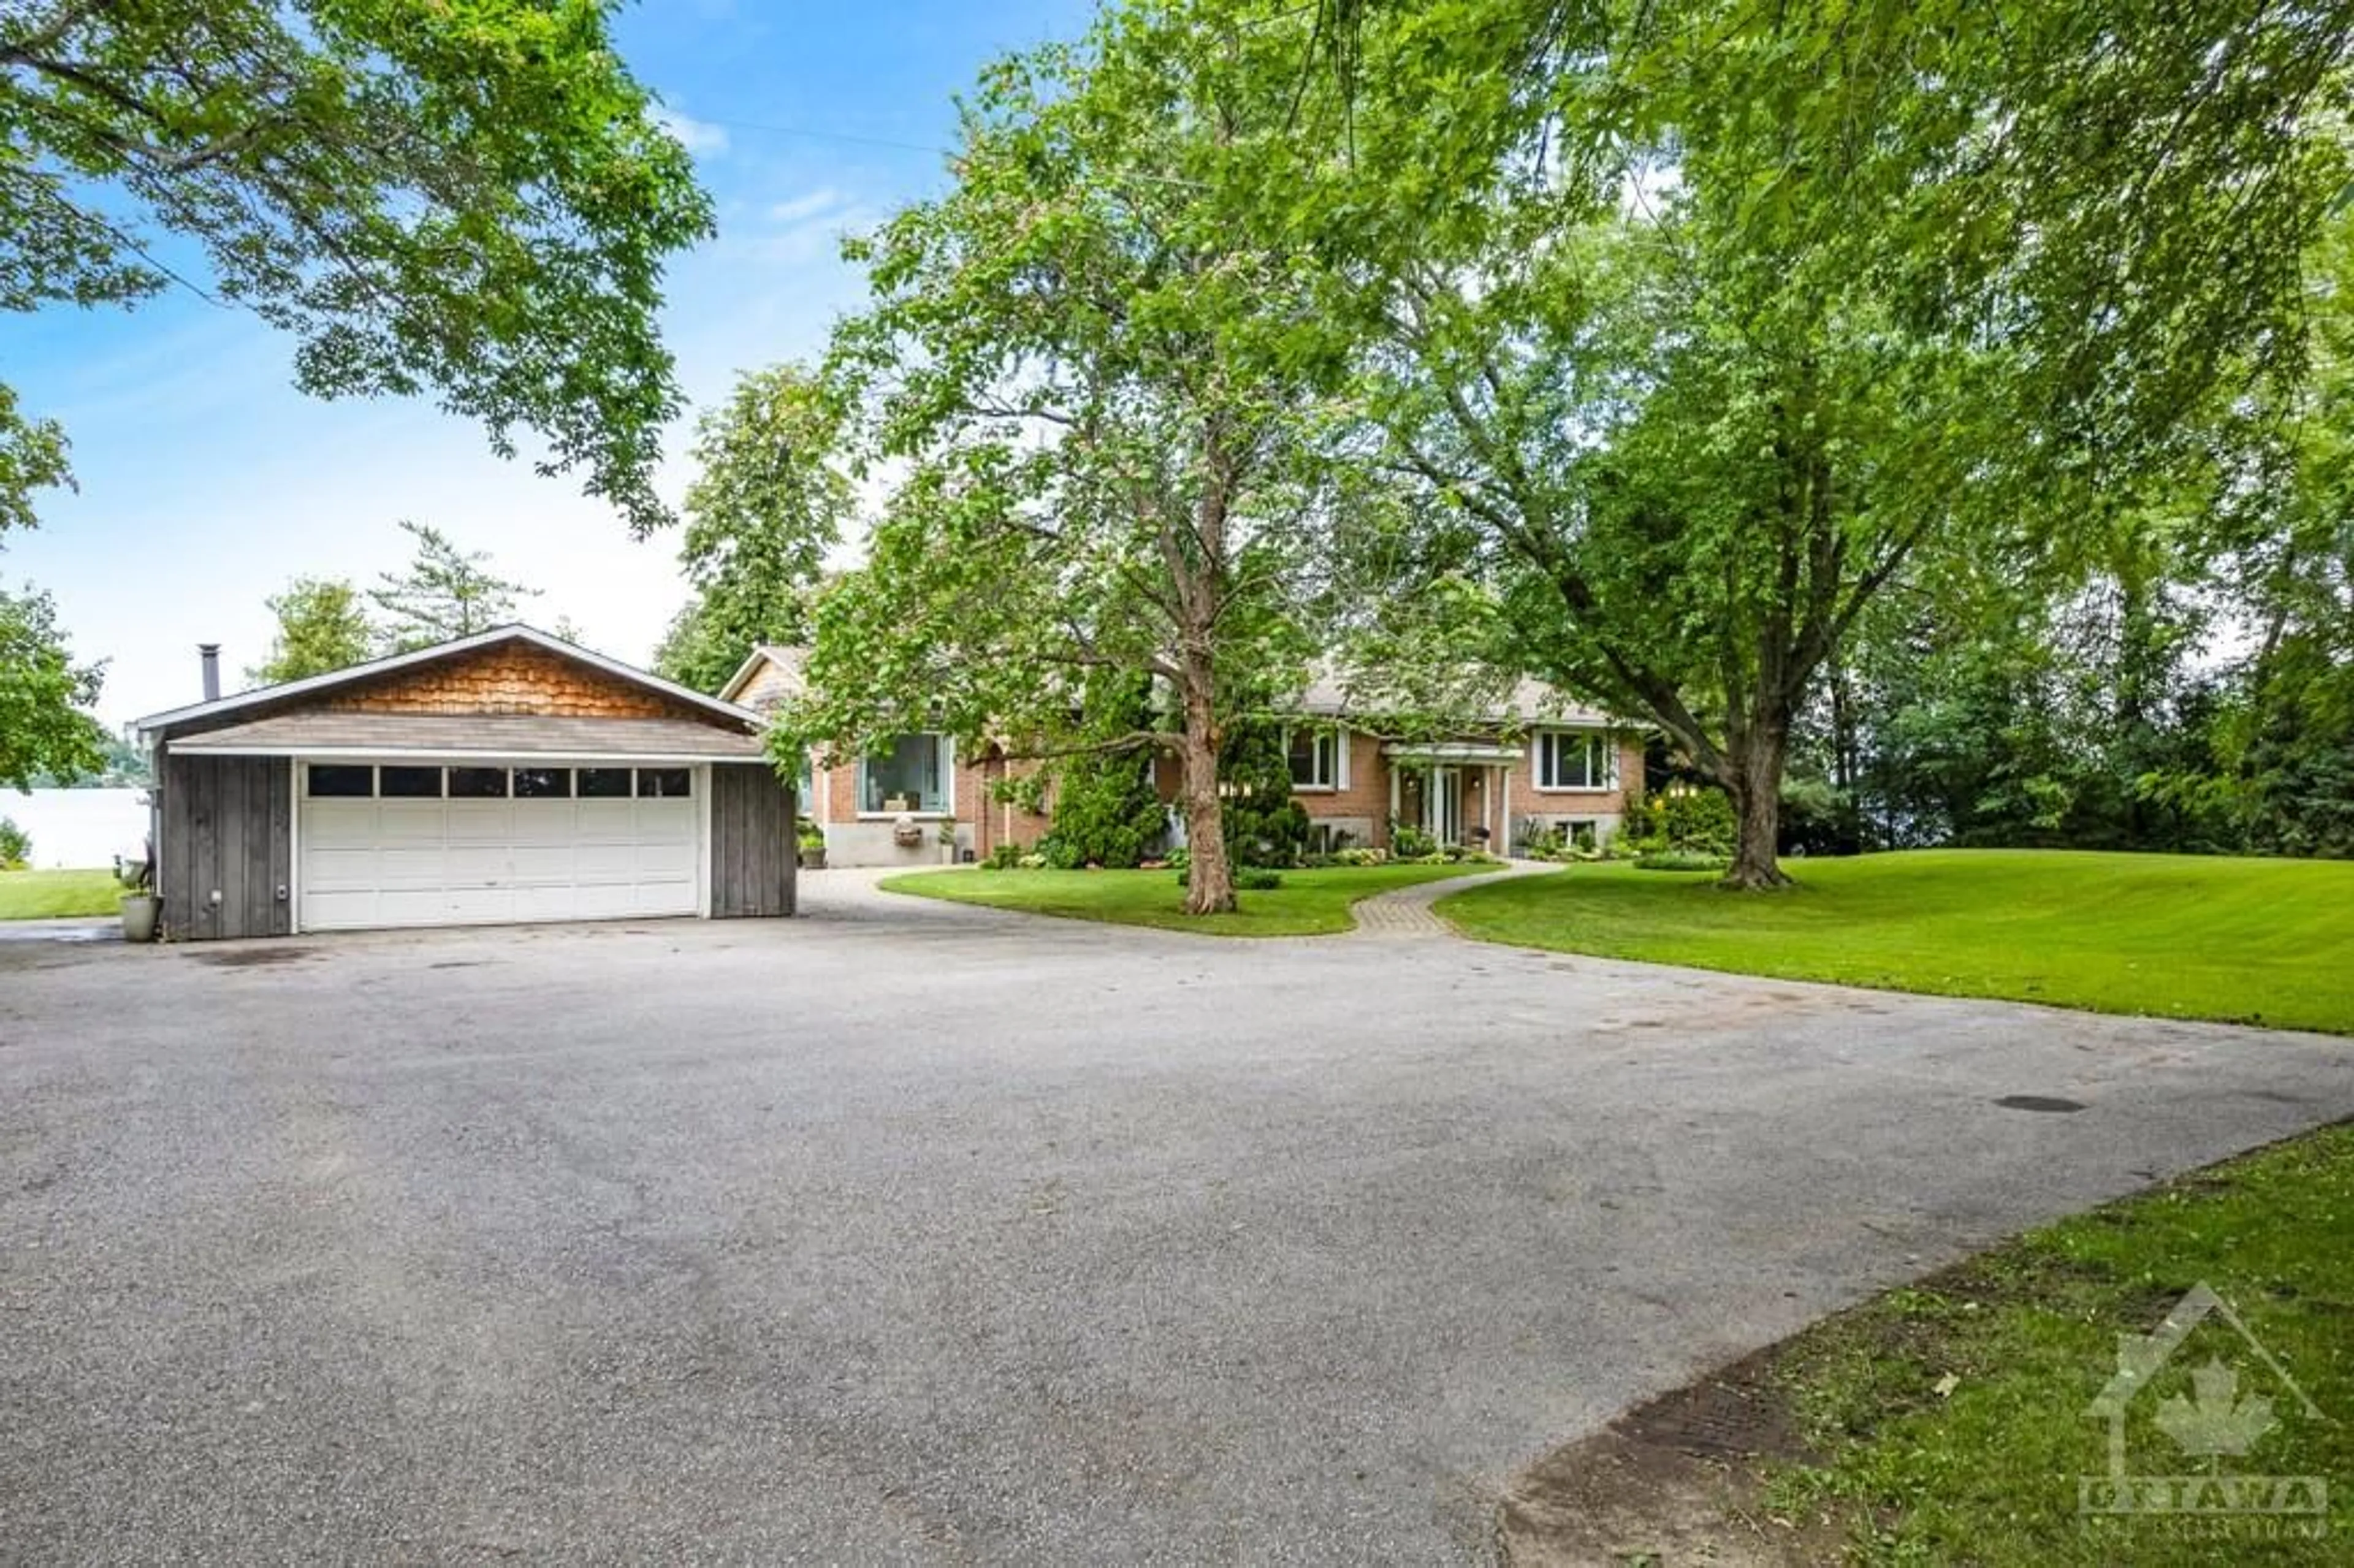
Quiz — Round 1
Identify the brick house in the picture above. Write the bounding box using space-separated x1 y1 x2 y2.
1281 672 1646 856
723 645 1642 868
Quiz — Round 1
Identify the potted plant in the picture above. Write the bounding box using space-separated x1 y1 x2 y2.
119 839 159 943
937 818 961 864
795 816 826 870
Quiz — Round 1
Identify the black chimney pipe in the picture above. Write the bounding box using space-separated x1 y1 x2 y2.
199 643 220 702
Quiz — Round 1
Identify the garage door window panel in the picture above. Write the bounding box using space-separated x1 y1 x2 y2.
450 767 509 798
579 767 633 798
514 767 573 798
638 767 691 798
309 764 373 797
381 766 443 797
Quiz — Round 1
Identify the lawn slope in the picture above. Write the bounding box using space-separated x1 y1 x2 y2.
1436 850 2353 1033
883 862 1493 937
0 868 123 920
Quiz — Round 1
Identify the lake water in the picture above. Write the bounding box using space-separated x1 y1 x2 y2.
2 788 150 869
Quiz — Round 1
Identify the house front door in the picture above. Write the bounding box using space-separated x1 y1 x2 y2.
1430 766 1463 846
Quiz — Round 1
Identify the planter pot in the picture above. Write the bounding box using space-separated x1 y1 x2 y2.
798 845 827 870
939 843 959 865
120 893 159 943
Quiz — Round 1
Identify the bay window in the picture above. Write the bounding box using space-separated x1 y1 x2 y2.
861 733 952 815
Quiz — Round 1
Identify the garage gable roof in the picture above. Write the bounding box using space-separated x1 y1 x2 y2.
718 642 805 707
135 625 761 740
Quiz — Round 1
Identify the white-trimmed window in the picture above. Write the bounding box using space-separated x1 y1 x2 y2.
860 733 952 815
1285 726 1343 791
1535 729 1616 791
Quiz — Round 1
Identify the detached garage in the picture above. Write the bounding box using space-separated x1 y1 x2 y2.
133 626 794 940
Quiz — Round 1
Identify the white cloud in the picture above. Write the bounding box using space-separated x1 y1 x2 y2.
728 188 883 267
767 188 844 224
651 104 729 158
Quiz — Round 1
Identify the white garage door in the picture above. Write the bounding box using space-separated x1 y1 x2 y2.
299 763 699 931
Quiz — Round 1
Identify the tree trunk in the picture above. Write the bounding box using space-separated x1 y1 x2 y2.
1723 725 1793 890
1176 683 1235 915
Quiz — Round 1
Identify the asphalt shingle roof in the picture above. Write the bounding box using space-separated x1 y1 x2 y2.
167 712 768 759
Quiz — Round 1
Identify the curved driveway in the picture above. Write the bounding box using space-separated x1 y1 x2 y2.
2 877 2350 1562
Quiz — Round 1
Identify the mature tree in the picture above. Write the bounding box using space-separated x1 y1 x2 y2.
654 364 851 692
1270 0 2354 885
650 598 741 694
249 576 377 685
0 583 103 791
370 520 536 650
785 13 1347 914
0 0 714 535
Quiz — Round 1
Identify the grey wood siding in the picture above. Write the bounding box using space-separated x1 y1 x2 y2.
709 763 796 918
159 750 292 941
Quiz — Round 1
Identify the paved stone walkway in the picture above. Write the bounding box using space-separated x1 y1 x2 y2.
1347 858 1557 937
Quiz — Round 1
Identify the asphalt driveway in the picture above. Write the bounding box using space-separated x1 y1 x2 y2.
3 878 2351 1562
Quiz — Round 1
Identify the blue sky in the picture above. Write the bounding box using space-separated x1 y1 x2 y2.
2 0 1090 729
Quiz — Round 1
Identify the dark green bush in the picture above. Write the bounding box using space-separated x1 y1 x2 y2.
1649 788 1737 854
1042 748 1164 869
1175 865 1284 891
1634 848 1730 872
1219 724 1308 868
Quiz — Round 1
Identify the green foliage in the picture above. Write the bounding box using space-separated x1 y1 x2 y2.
370 520 537 650
1219 725 1309 869
1043 755 1165 869
1243 0 2354 888
1042 677 1167 869
783 6 1357 915
0 583 103 791
659 363 851 692
249 576 377 686
0 0 714 535
1647 790 1738 856
981 842 1024 870
1390 822 1437 859
0 815 28 869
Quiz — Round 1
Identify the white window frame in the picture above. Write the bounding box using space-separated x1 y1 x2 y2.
1282 725 1347 793
856 733 956 818
1533 729 1617 793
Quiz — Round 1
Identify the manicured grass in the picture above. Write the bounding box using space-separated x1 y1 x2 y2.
882 862 1497 937
0 867 124 920
1763 1121 2354 1562
1436 849 2354 1034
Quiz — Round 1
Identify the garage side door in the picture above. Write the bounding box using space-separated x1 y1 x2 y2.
299 766 698 931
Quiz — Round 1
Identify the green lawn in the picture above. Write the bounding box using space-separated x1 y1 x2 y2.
0 867 124 919
1436 849 2354 1034
1761 1121 2354 1563
882 862 1497 937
